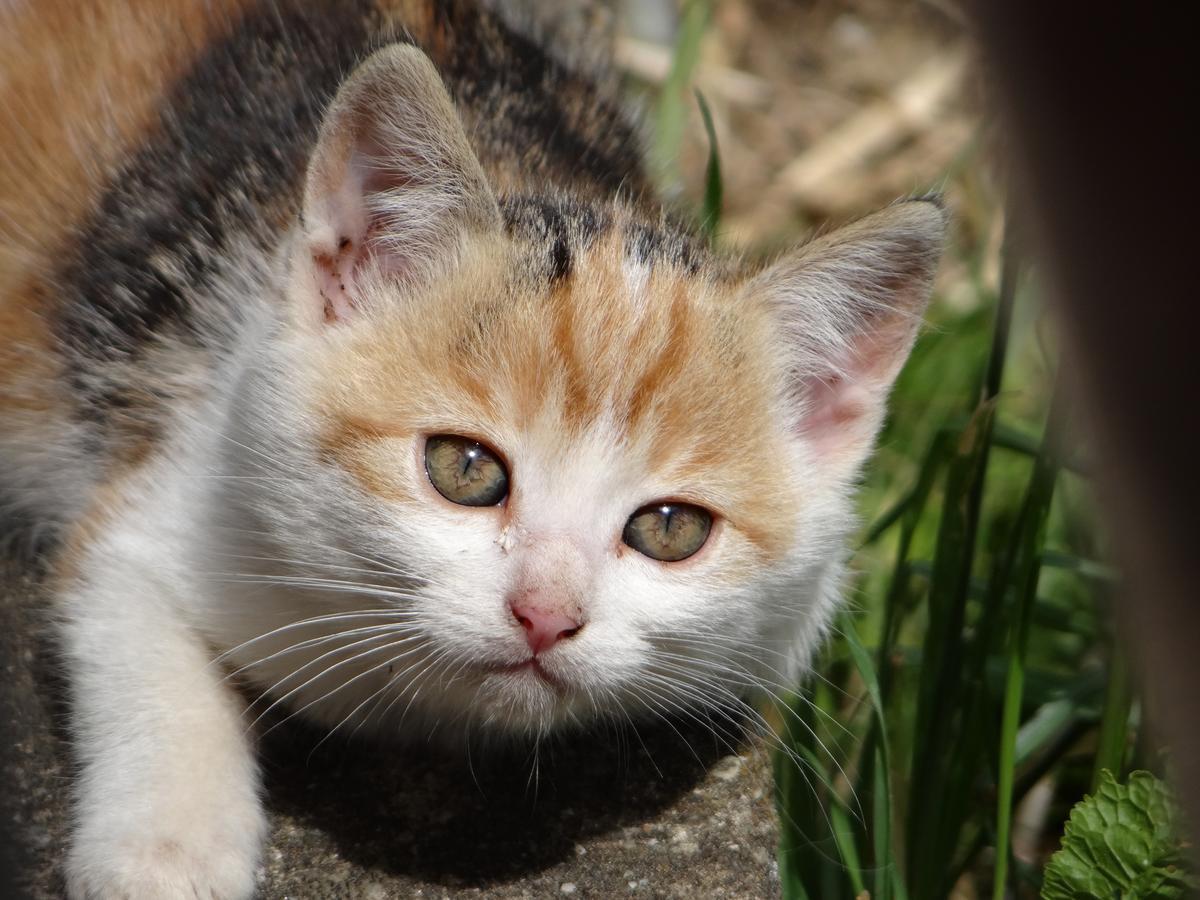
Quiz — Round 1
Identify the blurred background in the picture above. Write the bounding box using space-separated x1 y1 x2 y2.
597 0 1195 897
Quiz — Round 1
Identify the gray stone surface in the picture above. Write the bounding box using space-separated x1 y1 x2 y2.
1 561 780 898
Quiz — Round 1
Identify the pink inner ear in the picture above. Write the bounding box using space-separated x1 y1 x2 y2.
795 319 912 461
800 372 876 458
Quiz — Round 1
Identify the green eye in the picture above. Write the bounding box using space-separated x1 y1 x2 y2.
424 435 509 507
623 502 712 562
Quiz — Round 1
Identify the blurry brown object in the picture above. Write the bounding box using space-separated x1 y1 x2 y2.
615 35 774 106
624 0 972 248
972 1 1200 832
742 45 968 242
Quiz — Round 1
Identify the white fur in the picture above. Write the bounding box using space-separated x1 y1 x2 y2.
56 429 267 899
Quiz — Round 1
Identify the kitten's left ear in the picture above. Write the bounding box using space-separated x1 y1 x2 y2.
295 45 501 323
753 198 946 476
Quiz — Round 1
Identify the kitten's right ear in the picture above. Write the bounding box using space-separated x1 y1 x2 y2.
295 45 500 324
751 199 946 479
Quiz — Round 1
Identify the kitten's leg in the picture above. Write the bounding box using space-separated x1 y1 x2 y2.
59 523 266 900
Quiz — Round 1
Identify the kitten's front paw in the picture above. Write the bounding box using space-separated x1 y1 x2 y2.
65 797 267 900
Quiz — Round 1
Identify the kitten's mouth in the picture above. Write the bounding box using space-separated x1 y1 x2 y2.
490 658 566 691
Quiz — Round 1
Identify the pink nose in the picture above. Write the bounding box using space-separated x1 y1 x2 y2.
511 604 583 655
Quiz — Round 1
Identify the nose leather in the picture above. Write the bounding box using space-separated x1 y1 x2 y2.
510 604 582 655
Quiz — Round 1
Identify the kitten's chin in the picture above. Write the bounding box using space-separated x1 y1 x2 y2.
456 662 593 735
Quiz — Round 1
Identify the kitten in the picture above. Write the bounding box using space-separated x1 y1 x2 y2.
0 0 944 897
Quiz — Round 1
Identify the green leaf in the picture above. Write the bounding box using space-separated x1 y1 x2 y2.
1041 770 1198 900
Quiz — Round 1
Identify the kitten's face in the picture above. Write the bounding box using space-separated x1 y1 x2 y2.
282 210 826 733
218 46 942 739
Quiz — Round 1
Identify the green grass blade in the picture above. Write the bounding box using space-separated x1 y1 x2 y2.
862 418 1086 552
776 688 851 899
844 616 896 900
858 487 918 548
830 800 867 897
982 221 1020 401
775 745 816 900
860 428 951 551
1039 550 1119 584
994 661 1025 900
694 89 723 240
873 429 952 684
992 386 1062 900
652 0 711 190
1091 642 1133 790
1014 697 1077 767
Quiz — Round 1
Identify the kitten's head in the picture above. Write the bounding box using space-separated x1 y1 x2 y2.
222 46 944 738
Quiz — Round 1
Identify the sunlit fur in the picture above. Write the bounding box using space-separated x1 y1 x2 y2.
0 3 943 897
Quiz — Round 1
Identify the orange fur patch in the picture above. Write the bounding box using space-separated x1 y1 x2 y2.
0 283 59 415
318 416 416 505
310 225 798 561
0 0 257 433
0 0 253 325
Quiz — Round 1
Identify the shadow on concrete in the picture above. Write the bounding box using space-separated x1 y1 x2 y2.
261 708 747 887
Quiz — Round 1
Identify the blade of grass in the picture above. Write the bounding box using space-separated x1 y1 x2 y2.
777 687 851 899
861 414 1087 552
775 751 817 900
775 717 819 900
873 429 953 683
830 800 867 897
982 219 1020 401
844 616 899 900
992 383 1062 900
652 0 711 191
1013 697 1076 767
1040 550 1119 584
859 428 951 551
694 89 723 241
945 717 1093 896
1091 638 1132 789
1007 658 1104 766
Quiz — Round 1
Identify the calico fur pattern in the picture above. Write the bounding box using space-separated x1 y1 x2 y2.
0 1 945 897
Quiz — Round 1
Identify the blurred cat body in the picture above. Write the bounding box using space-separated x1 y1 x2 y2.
0 0 944 897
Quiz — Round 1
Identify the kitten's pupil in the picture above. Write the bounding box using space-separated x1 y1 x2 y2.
623 502 712 562
460 447 479 476
425 435 508 506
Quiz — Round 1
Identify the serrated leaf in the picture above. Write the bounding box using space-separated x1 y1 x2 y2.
1041 770 1198 899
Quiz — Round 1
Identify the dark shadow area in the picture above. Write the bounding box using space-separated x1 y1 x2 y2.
260 702 751 887
0 576 38 900
0 560 73 900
